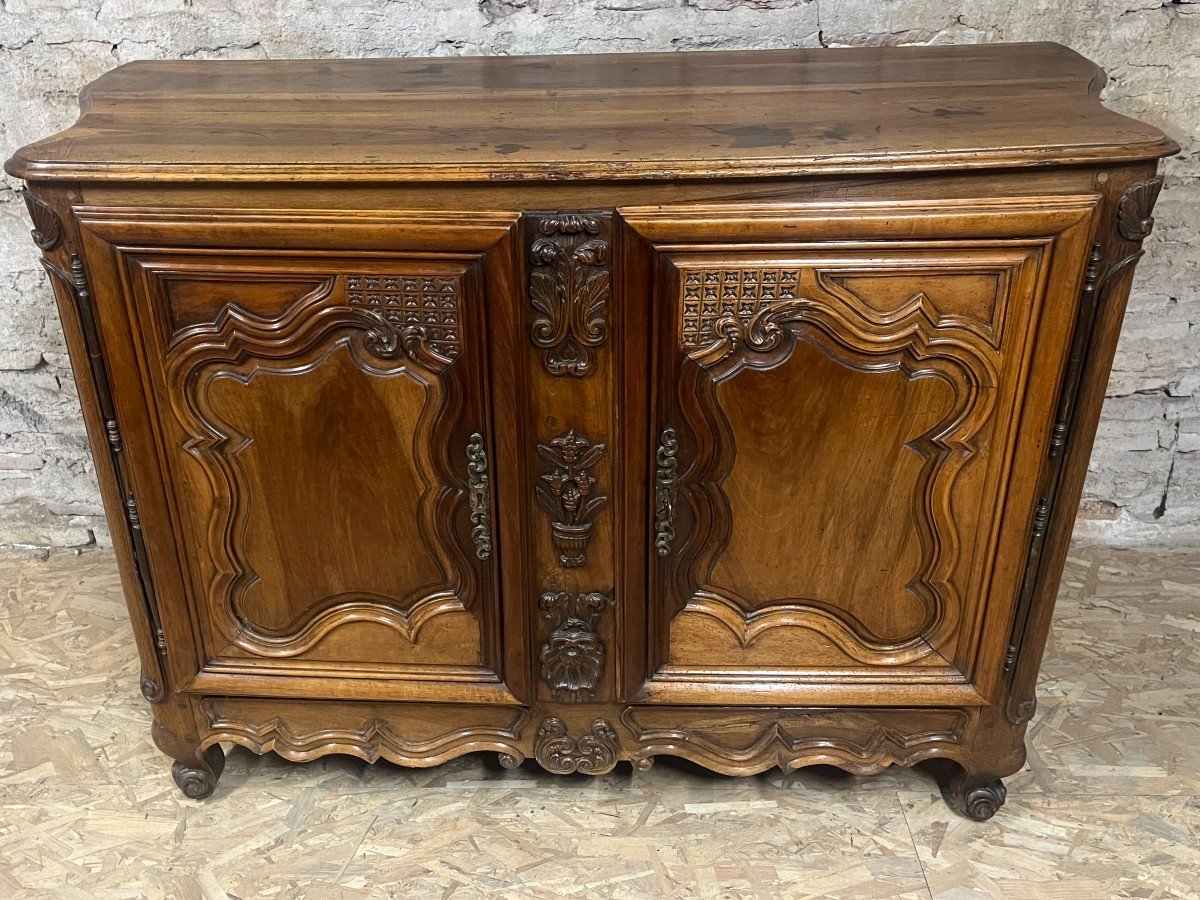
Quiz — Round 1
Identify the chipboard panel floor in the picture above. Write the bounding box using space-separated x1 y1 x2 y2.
1 543 1197 898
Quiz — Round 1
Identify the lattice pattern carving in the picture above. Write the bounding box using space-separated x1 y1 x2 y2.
345 274 463 359
681 268 802 351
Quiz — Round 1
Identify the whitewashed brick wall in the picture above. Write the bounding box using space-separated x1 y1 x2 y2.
1 0 1196 547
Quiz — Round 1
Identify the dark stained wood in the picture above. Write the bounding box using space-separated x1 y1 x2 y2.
6 44 1175 819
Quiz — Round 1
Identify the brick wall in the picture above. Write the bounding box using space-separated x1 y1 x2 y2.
1 0 1196 547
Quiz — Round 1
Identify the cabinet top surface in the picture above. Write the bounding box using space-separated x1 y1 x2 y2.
6 43 1177 184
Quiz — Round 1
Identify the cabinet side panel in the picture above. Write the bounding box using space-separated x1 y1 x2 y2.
19 185 168 700
1004 165 1166 725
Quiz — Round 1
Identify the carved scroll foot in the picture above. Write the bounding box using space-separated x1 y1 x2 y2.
170 744 225 800
939 770 1008 821
497 752 523 770
631 754 655 772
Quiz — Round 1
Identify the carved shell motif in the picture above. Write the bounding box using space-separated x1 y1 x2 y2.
23 191 63 252
1116 176 1164 242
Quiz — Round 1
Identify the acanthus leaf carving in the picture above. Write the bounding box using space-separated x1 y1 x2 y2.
527 212 611 377
536 429 607 567
533 717 619 775
538 590 613 702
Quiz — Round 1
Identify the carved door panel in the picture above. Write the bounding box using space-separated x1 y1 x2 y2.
76 209 523 703
623 197 1100 706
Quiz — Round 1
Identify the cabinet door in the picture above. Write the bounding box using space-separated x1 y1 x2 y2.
622 197 1099 706
77 208 524 703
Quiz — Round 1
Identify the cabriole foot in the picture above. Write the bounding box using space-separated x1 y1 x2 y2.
171 744 225 799
942 772 1007 821
497 752 522 770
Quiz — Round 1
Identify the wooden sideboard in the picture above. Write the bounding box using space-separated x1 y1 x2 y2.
7 43 1176 818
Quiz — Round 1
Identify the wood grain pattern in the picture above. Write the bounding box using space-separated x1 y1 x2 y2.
5 44 1177 182
72 208 522 699
627 197 1098 708
6 45 1175 819
201 699 529 767
163 272 471 657
622 707 970 776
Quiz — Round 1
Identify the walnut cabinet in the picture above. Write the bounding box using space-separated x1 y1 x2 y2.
7 44 1176 818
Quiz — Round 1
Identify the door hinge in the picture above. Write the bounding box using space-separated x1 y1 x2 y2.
35 227 169 695
105 418 123 454
1003 642 1019 673
1002 241 1105 694
124 490 167 657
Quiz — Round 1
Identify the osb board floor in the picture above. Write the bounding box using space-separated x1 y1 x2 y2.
0 545 1197 899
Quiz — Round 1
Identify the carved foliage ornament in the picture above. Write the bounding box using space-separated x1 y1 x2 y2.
1116 176 1164 242
538 590 613 702
533 717 619 775
536 429 607 567
528 213 611 377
